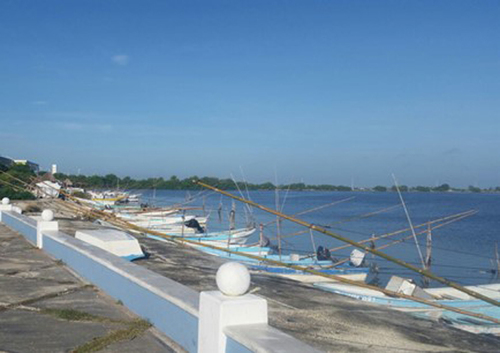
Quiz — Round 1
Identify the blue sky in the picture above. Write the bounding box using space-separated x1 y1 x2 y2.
0 1 499 187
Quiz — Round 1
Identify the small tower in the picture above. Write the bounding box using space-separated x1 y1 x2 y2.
51 164 57 174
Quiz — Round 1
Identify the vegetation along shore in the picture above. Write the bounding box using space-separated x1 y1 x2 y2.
48 171 500 193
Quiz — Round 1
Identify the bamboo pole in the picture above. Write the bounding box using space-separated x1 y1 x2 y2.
326 210 476 254
330 211 474 268
495 243 500 279
194 180 500 308
268 203 401 242
392 174 425 268
263 196 355 228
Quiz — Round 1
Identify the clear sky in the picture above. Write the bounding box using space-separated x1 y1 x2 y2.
1 1 499 187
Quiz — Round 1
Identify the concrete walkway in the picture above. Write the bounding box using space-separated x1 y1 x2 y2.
0 223 179 353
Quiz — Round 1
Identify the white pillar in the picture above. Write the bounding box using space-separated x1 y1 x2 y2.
0 197 13 222
198 262 268 353
36 209 58 249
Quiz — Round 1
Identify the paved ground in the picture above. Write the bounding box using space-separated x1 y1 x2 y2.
0 223 180 353
11 199 500 352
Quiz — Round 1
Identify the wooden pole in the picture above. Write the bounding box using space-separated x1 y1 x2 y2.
392 174 425 268
329 211 473 268
263 197 355 228
495 243 500 279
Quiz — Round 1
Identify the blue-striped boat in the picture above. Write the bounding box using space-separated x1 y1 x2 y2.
314 279 500 334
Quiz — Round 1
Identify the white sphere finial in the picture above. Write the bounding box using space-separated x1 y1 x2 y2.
2 197 10 205
216 262 251 296
41 209 54 222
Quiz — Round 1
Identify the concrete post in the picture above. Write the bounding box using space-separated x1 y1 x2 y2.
36 209 58 249
198 262 268 353
0 197 13 222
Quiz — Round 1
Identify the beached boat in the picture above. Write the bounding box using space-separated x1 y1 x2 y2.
314 277 500 307
128 215 206 228
251 262 368 283
314 276 500 333
194 243 369 283
146 227 256 245
126 193 141 203
193 244 272 256
88 191 129 206
115 208 180 219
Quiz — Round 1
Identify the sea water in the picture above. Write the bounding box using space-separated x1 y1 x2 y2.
136 189 500 287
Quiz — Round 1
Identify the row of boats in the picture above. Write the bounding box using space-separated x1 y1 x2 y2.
80 192 370 283
77 190 500 335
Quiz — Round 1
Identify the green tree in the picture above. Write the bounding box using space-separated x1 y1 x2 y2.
391 185 408 192
433 183 450 192
468 185 481 193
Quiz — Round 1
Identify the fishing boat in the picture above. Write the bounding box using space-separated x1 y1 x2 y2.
247 248 368 283
251 262 369 283
126 193 141 203
88 191 128 206
194 243 369 283
115 208 180 219
314 276 500 307
314 276 500 333
192 244 273 256
146 227 256 245
127 215 208 229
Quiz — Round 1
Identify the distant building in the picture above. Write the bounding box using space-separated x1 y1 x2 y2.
51 164 58 174
13 159 40 173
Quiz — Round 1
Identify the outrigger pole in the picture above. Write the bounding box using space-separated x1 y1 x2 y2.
194 180 500 308
330 210 475 268
2 171 500 324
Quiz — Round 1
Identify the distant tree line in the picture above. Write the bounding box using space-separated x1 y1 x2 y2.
51 173 500 193
371 183 495 193
53 173 354 191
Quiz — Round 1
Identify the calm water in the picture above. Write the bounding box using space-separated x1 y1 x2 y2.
136 189 500 287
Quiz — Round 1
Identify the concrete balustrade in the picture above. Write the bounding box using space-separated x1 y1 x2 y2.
0 208 319 353
199 262 268 353
36 209 58 248
0 198 12 222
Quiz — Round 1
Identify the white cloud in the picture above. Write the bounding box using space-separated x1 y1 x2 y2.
111 54 130 66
